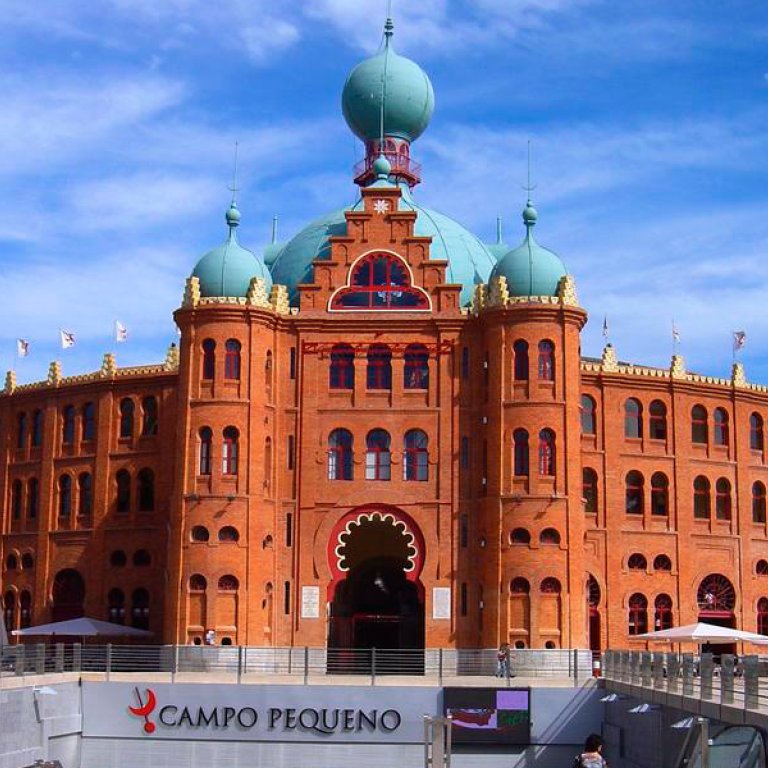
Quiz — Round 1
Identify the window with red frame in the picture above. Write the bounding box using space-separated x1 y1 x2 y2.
202 339 216 380
651 472 669 516
366 345 392 390
222 427 239 476
625 470 644 514
581 395 596 435
404 344 429 389
691 405 708 444
513 340 529 381
751 413 765 451
199 427 212 475
514 429 529 477
331 252 429 309
649 400 667 440
693 475 711 519
715 477 732 520
713 408 729 446
754 481 767 524
697 573 735 612
538 340 555 381
624 398 642 439
365 429 391 480
628 593 648 635
538 429 555 476
759 598 768 636
583 468 598 514
329 344 354 389
403 429 428 481
327 429 353 480
19 591 31 629
224 339 241 380
654 594 673 631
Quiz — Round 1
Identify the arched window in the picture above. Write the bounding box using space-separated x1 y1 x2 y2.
219 526 240 542
31 409 43 447
757 560 768 576
404 429 428 481
692 405 708 444
625 471 644 514
19 591 31 629
3 591 15 632
366 345 392 390
27 478 38 519
650 472 669 516
540 577 562 594
21 553 34 570
131 588 150 630
624 399 642 439
715 478 732 521
224 339 241 380
107 588 125 624
751 413 764 451
628 593 648 635
202 339 216 380
331 252 429 309
218 575 239 591
133 550 151 567
365 429 391 480
510 528 531 545
17 412 27 449
513 340 529 381
627 553 647 571
191 526 210 542
82 402 96 441
327 429 353 481
11 479 22 519
540 528 561 545
404 344 429 389
654 594 673 631
538 340 555 381
190 574 207 591
222 427 239 475
329 344 354 389
759 598 768 636
116 470 131 513
141 396 158 436
513 429 529 477
538 429 555 476
199 427 213 475
753 481 767 524
6 554 18 570
264 437 272 490
583 468 598 514
693 476 711 519
697 574 736 613
110 550 127 567
581 395 596 435
587 575 601 610
119 399 134 438
62 406 75 445
713 408 729 446
654 554 672 571
510 578 530 594
649 400 667 440
138 468 154 512
78 473 92 516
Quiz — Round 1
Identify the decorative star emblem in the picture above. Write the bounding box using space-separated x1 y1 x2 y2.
373 199 390 214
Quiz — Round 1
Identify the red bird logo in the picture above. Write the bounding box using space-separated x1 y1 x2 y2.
128 687 157 733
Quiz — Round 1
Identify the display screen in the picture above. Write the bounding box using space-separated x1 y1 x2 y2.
443 687 530 745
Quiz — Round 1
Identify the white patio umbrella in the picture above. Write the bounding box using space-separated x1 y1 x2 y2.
637 622 768 645
12 617 153 638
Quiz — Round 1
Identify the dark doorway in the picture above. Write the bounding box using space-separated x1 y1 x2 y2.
51 569 85 622
589 610 601 653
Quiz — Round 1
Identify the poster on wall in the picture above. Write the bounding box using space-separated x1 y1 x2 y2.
443 687 530 745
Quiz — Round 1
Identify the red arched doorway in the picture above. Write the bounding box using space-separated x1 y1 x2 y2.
51 569 85 621
586 574 601 652
697 573 736 655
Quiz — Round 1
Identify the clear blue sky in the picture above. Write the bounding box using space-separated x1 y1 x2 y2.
2 1 766 382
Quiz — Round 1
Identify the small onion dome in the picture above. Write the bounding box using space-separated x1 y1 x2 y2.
373 153 392 179
489 200 566 297
192 203 272 298
342 19 435 143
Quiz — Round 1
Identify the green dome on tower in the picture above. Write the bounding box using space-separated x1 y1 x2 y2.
342 18 435 143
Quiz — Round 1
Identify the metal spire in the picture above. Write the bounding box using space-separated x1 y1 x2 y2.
522 140 537 202
227 141 240 206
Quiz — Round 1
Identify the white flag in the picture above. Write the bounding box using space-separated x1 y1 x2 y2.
733 330 746 351
115 320 128 343
16 339 29 357
60 329 75 349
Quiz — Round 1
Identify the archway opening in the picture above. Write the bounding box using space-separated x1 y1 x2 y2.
697 573 736 656
52 568 85 622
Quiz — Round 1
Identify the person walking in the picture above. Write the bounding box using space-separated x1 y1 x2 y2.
573 733 608 767
496 643 510 677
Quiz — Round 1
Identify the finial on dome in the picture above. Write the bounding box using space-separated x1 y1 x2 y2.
522 200 538 227
384 0 394 44
373 153 392 180
225 141 242 230
226 202 241 229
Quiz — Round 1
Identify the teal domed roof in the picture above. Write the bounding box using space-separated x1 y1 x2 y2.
342 19 435 143
269 185 496 306
489 201 566 297
192 203 272 298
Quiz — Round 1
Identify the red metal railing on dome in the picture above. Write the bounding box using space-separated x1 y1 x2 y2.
354 151 422 188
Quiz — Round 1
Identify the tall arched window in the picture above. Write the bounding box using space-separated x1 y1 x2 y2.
11 480 22 519
58 474 72 517
82 402 96 441
190 574 207 591
581 395 596 435
538 429 555 476
199 427 213 475
3 591 16 632
19 591 31 629
202 339 216 380
6 554 17 570
759 598 768 636
654 594 673 631
327 429 353 481
78 473 92 516
650 472 669 516
692 405 708 444
222 427 239 475
17 412 27 449
27 478 38 519
624 399 642 439
513 429 529 477
138 468 155 512
694 475 711 519
119 399 134 438
141 396 158 436
403 429 428 481
625 471 644 514
31 409 43 447
753 481 767 524
366 345 392 390
131 588 150 630
404 344 429 389
62 406 75 445
108 588 125 624
224 339 241 380
751 413 765 451
510 577 530 594
628 593 648 635
715 478 732 520
365 429 391 480
713 408 729 446
513 340 529 381
329 344 354 389
649 400 667 440
538 340 554 381
116 470 131 513
583 468 598 514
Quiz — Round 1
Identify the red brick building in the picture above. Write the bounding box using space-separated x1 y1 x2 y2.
3 20 768 651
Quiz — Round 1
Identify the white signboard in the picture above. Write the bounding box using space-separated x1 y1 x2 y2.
301 586 320 619
432 587 451 619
